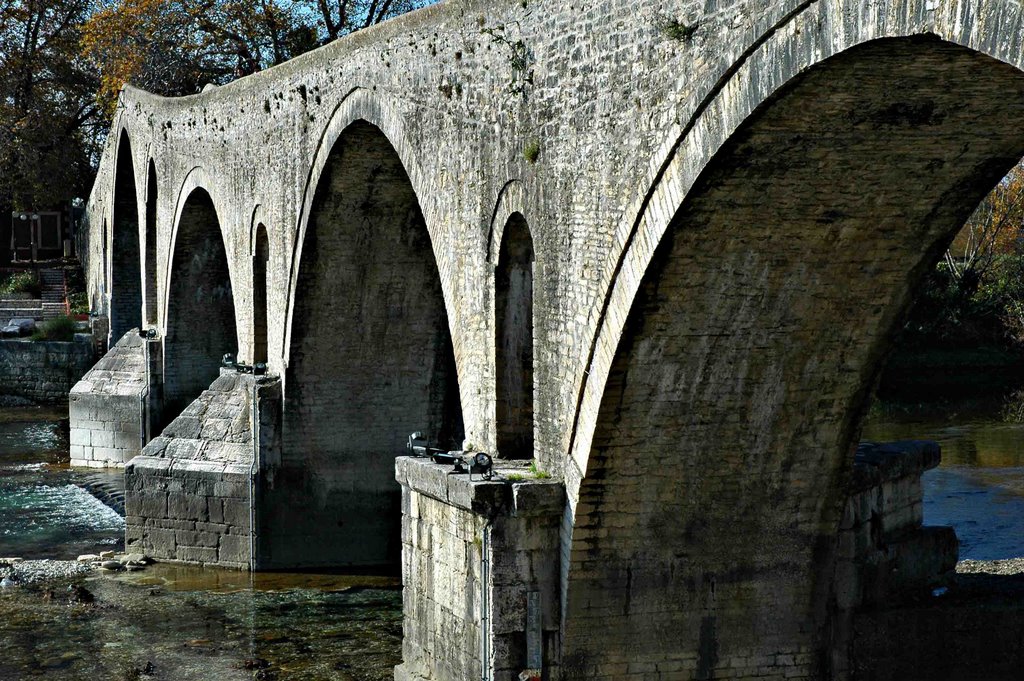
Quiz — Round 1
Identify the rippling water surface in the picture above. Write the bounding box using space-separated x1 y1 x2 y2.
0 407 124 558
863 398 1024 560
0 407 402 680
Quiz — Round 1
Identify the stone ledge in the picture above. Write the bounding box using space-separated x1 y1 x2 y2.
396 456 564 517
126 454 251 478
851 440 941 493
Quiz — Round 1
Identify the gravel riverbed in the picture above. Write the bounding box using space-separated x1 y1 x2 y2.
0 559 94 585
956 557 1024 576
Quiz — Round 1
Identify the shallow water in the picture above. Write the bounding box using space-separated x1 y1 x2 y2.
0 407 124 558
0 407 402 680
0 565 402 680
863 398 1024 560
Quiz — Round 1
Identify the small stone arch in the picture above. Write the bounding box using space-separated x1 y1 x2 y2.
109 128 143 342
162 176 238 424
144 158 159 327
493 211 535 459
486 180 527 265
251 216 270 367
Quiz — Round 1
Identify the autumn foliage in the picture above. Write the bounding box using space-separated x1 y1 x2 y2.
2 0 429 214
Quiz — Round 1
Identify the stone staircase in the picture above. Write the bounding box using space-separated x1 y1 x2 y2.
0 269 67 322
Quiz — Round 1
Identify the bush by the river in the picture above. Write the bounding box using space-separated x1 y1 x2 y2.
901 255 1024 352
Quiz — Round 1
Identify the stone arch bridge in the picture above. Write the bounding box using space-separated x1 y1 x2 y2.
73 0 1024 678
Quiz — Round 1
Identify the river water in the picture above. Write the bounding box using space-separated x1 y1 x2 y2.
1 399 1021 678
862 397 1024 560
0 406 401 681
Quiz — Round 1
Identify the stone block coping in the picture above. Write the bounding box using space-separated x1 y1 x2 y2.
850 440 941 493
395 456 564 517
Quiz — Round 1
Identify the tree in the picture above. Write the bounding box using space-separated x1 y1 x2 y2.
81 0 433 115
314 0 424 41
0 0 101 212
944 161 1024 297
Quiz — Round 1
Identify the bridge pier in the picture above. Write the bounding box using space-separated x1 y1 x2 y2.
124 370 281 569
395 442 956 681
395 457 564 681
69 328 160 467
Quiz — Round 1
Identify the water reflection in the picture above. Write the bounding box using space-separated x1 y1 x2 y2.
0 567 402 680
0 407 403 680
863 397 1024 560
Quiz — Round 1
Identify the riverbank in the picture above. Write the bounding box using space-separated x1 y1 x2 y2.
0 338 94 405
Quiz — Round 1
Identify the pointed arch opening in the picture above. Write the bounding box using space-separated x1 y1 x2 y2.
162 187 237 425
563 36 1024 678
495 212 534 459
144 160 158 327
110 130 142 341
269 120 464 569
252 223 269 366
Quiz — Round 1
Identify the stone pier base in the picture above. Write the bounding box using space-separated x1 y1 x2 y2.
69 330 152 467
124 371 280 569
395 457 564 681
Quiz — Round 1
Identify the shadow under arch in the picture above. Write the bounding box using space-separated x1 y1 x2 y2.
560 35 1024 679
110 128 142 341
162 186 238 426
494 211 535 459
144 159 158 327
267 118 464 570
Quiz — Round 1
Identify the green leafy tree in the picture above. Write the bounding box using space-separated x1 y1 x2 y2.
82 0 433 114
0 0 101 212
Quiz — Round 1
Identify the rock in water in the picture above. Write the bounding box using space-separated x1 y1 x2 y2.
99 561 123 571
77 554 99 563
67 584 94 604
99 551 115 560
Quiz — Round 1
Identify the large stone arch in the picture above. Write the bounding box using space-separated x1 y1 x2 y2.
561 17 1024 681
162 179 238 425
109 128 143 341
568 0 1024 489
269 113 464 569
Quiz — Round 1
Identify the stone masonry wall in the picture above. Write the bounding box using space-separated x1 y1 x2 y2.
0 338 94 404
395 457 563 681
77 0 1024 677
125 370 257 569
831 441 958 680
69 331 148 467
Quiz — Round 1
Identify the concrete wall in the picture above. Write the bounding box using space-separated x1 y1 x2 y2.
0 338 94 404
